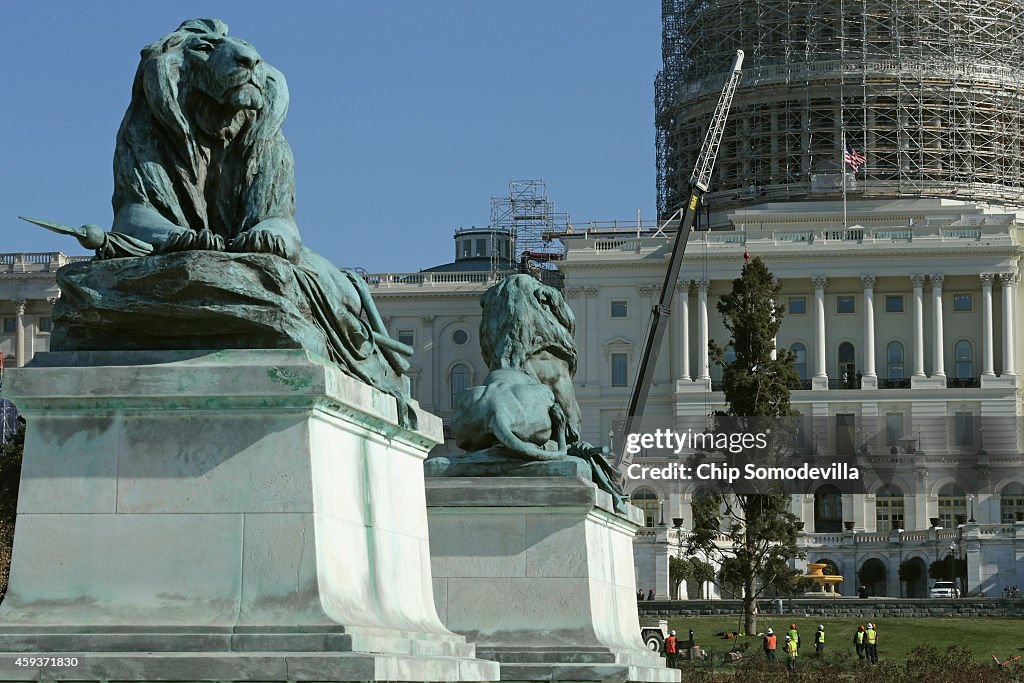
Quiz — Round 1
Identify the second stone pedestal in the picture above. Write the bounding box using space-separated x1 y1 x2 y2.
425 475 679 683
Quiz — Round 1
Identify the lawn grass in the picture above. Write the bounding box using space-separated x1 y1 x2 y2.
667 615 1024 668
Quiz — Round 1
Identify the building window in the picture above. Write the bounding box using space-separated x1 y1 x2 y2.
407 375 416 400
452 329 469 346
791 342 808 380
953 294 973 312
630 487 659 527
610 300 628 318
836 295 855 314
460 241 472 258
885 295 904 312
875 485 905 531
611 353 628 386
954 340 973 379
1000 482 1024 524
885 412 904 447
397 329 415 347
886 341 905 380
2 319 14 334
937 483 967 528
475 238 487 256
449 363 471 408
788 296 807 314
38 317 53 333
954 412 975 448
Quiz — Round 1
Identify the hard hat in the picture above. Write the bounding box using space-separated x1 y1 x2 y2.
790 624 796 629
867 623 873 628
785 635 792 641
818 625 824 631
767 628 773 634
858 625 865 631
670 630 676 635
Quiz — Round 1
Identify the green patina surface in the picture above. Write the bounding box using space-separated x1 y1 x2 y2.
33 18 417 428
268 366 314 391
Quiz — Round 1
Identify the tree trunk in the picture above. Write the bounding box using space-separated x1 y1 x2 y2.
743 580 758 635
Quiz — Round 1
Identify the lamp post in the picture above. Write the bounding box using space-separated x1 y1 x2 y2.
968 494 976 523
659 499 665 527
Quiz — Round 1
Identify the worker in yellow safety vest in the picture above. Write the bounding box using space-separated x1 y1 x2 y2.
787 623 800 652
864 623 878 664
814 624 825 656
853 625 866 661
785 635 798 672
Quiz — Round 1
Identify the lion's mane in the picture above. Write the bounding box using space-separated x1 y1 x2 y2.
479 274 578 376
112 18 295 240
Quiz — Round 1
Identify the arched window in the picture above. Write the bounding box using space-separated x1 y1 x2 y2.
449 363 471 409
875 485 905 531
937 482 967 528
631 487 660 527
886 341 905 380
838 342 856 383
791 343 808 381
955 340 973 379
1000 482 1024 524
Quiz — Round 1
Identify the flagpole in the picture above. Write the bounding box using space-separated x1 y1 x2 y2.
842 129 848 230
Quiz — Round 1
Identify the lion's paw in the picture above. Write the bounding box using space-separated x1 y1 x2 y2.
160 229 225 254
229 229 297 261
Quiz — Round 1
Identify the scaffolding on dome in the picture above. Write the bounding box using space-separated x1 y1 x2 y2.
655 0 1024 218
489 180 569 280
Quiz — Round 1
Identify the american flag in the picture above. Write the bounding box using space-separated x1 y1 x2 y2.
844 147 867 172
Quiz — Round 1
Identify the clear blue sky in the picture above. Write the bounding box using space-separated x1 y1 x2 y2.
2 2 661 273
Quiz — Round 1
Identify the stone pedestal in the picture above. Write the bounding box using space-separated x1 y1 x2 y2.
425 475 679 683
0 350 498 682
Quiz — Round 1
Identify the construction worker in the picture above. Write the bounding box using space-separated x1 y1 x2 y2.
814 624 825 656
853 625 866 661
864 622 878 664
763 628 777 662
787 623 800 653
785 634 798 672
664 629 678 668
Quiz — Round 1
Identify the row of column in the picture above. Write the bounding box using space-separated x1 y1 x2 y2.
669 273 1016 384
6 298 58 369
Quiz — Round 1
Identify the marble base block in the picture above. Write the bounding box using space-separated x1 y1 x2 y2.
0 349 498 682
425 476 678 683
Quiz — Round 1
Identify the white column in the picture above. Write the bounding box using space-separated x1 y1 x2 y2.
565 288 584 381
930 274 945 378
861 275 877 380
696 279 710 381
981 274 995 377
679 282 691 381
421 315 435 411
13 300 26 368
1001 273 1017 376
911 275 926 377
585 286 599 384
812 277 828 386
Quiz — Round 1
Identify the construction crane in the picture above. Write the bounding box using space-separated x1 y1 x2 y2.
615 50 744 468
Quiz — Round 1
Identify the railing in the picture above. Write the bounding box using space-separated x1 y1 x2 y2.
829 376 862 390
942 228 982 239
873 229 913 240
790 379 813 390
0 252 91 272
363 271 501 287
878 378 911 389
947 377 980 388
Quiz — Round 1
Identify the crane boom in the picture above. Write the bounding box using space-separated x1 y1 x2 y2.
615 50 744 468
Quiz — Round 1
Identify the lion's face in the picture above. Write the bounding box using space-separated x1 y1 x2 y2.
181 32 268 112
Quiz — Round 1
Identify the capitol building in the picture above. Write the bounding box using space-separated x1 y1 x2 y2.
5 0 1024 603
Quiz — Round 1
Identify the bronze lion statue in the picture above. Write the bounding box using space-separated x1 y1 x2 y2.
449 274 626 507
453 274 582 459
43 19 416 427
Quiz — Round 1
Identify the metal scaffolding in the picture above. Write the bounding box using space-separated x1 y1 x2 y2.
489 180 568 275
656 0 1024 217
